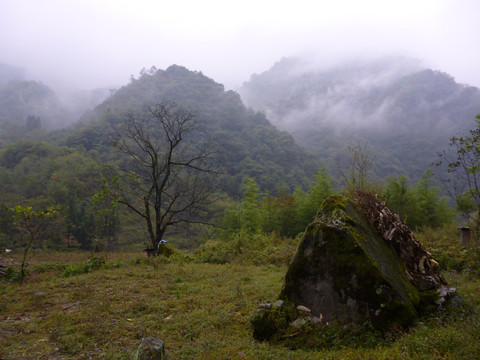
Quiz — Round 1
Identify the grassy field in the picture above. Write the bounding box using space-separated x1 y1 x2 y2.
1 251 480 359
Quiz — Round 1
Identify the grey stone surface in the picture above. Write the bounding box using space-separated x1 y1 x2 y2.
134 337 167 360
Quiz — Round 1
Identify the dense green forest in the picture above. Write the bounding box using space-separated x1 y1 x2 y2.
0 61 474 254
74 65 320 193
0 65 320 251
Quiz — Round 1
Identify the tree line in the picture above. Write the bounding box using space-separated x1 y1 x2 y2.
220 168 453 242
0 102 478 263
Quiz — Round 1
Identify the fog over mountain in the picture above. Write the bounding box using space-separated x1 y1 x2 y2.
240 56 480 180
0 74 113 130
1 51 479 184
240 56 426 130
2 0 480 186
0 63 26 86
1 1 479 91
1 0 479 138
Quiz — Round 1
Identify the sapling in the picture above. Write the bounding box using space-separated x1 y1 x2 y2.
12 205 60 282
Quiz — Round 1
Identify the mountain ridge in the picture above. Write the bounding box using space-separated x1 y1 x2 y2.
69 65 320 195
240 56 480 181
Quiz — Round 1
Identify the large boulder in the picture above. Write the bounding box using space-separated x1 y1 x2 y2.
253 192 455 341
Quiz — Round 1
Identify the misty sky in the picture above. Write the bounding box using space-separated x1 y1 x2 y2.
1 0 479 90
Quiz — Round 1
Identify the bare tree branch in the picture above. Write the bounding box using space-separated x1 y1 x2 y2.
113 101 219 249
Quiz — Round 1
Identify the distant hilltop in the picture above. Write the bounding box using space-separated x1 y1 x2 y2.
240 55 480 181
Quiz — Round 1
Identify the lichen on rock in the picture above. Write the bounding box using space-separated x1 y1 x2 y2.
252 191 456 342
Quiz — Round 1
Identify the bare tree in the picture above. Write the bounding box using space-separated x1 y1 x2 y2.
338 142 375 192
114 101 218 250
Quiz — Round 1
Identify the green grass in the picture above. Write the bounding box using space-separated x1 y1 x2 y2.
1 252 480 359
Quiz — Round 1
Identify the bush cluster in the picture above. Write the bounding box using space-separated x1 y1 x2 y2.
62 254 106 277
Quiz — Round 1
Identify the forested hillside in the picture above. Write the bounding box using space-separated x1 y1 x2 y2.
240 57 480 181
0 79 70 133
70 65 319 194
0 64 323 251
0 62 113 139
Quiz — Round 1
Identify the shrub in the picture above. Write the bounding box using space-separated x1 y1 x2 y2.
63 254 106 277
84 254 105 272
194 231 299 265
3 267 23 282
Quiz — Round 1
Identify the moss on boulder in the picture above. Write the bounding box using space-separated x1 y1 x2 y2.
253 192 455 341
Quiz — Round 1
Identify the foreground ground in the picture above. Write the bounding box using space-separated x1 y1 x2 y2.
1 251 479 359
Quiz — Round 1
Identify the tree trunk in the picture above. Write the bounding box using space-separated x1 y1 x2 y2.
476 206 480 245
21 234 34 282
144 196 155 248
